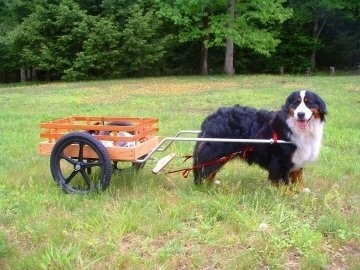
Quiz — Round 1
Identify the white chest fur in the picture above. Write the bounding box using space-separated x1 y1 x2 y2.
287 119 324 169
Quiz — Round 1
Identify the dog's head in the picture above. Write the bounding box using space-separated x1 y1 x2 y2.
283 90 327 130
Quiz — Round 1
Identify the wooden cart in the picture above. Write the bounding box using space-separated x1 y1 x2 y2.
38 116 161 194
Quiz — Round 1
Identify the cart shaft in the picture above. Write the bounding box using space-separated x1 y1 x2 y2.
134 130 292 163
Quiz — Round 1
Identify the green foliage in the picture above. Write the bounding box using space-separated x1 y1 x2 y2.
64 16 121 80
117 3 168 76
158 0 291 56
0 0 359 81
9 0 87 75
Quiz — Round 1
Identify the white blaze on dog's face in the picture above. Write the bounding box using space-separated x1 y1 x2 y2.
293 90 314 129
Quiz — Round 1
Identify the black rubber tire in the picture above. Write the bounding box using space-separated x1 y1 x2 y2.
50 132 112 194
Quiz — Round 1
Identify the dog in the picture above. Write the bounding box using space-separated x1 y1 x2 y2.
192 90 327 192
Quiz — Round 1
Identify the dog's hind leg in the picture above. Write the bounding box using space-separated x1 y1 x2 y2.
193 164 223 185
206 170 221 185
193 140 231 185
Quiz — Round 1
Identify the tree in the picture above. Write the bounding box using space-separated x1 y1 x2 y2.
102 0 169 77
63 16 121 80
0 0 37 81
117 3 168 76
157 0 224 75
158 0 291 75
8 0 88 80
287 0 351 69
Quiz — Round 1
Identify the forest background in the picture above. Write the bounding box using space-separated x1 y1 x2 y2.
0 0 359 83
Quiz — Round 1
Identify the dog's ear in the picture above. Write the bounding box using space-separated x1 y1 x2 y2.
316 95 327 120
306 91 327 121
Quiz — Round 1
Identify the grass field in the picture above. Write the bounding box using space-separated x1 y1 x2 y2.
0 75 359 269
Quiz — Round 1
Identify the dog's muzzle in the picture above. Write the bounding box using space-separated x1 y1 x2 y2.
296 112 313 129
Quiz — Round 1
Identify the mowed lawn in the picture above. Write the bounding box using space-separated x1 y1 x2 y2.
0 75 359 269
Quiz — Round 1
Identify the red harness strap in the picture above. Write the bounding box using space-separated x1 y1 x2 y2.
169 151 241 178
165 131 280 178
272 131 279 143
241 146 254 158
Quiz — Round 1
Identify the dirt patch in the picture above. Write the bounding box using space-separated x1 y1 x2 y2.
283 249 301 270
120 81 238 95
325 240 360 270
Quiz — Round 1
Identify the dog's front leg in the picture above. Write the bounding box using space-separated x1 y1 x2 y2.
290 168 310 193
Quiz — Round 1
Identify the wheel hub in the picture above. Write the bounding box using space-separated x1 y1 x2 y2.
74 162 82 171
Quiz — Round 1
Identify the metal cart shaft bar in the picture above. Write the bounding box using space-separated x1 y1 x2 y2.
134 130 293 163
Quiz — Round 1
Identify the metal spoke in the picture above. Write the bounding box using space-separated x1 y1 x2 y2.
80 169 91 189
82 160 103 169
78 141 84 161
65 170 79 184
59 153 77 165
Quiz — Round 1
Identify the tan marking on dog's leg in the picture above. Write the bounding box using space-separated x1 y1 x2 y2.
285 184 295 195
271 181 279 188
290 169 308 192
207 171 220 185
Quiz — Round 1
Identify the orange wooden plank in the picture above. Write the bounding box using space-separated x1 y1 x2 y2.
40 128 158 141
38 136 161 161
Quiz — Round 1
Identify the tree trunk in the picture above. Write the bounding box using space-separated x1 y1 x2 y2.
199 14 210 75
224 40 234 75
224 0 235 75
200 39 208 75
26 68 31 81
32 68 38 81
20 68 26 82
310 10 326 69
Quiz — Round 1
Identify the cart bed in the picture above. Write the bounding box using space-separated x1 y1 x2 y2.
38 116 161 161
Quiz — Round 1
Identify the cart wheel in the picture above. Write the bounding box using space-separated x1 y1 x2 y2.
50 132 112 194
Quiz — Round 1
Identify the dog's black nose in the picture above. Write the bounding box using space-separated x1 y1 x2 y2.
297 112 305 119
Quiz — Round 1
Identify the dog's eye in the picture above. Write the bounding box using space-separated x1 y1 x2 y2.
304 97 309 103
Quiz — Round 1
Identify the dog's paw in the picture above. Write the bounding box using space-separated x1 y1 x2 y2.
302 187 311 193
214 180 221 185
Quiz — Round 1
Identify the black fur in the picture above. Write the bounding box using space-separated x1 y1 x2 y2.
192 101 299 185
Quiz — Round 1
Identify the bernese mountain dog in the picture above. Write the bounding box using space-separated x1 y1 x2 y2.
193 90 327 192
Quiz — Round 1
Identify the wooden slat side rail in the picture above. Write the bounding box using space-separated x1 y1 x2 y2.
39 117 158 131
40 128 159 141
58 116 159 129
38 136 161 161
70 116 158 123
39 116 158 123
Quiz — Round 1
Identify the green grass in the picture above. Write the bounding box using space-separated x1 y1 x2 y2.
1 75 360 269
